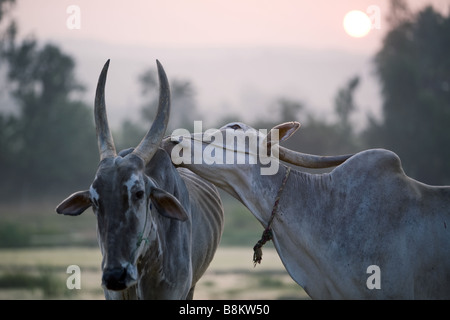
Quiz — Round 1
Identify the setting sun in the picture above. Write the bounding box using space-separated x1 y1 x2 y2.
343 10 372 38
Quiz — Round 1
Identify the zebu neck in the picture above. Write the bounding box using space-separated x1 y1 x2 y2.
135 225 165 298
268 169 344 299
232 165 292 228
136 216 191 299
235 165 334 299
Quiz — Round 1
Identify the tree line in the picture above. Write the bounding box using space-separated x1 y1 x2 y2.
1 0 449 203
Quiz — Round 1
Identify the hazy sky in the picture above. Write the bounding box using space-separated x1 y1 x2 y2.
5 0 450 129
15 0 391 52
13 0 448 51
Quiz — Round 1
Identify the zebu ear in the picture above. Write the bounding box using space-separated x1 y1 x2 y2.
150 187 188 221
267 122 301 145
56 191 92 216
263 122 301 155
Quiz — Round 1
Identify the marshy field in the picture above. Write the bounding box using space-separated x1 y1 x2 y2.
0 247 308 300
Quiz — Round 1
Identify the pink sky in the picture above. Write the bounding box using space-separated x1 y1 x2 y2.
13 0 388 53
12 0 449 53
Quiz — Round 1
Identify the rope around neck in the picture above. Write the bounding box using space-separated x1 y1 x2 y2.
128 201 151 264
253 166 291 267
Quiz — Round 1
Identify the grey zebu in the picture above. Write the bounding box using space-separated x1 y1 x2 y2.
56 60 224 299
164 121 450 299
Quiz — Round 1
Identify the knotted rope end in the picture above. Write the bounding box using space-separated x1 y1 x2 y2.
252 228 273 267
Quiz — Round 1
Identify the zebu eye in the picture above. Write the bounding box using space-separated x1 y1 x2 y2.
229 124 242 130
135 190 144 200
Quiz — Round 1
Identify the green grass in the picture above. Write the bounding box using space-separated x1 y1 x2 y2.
0 222 32 247
0 266 76 298
219 191 264 246
0 200 98 248
0 247 102 299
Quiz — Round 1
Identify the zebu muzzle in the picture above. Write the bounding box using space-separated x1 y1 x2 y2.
102 264 138 291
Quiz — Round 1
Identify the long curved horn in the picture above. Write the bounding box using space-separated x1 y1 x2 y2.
95 59 117 161
278 146 353 168
133 60 171 164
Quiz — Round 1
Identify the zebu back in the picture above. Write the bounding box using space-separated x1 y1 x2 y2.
327 149 450 298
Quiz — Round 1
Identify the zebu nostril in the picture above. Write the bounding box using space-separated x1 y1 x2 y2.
102 267 128 291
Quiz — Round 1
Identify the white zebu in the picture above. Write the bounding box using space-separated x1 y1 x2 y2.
164 121 450 299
